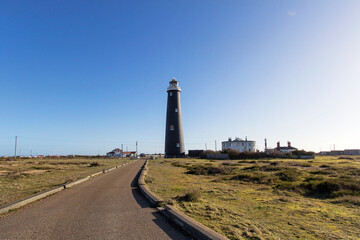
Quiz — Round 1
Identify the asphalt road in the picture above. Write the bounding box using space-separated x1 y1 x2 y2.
0 160 190 240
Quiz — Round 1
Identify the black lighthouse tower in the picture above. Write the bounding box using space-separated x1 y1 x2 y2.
165 78 185 158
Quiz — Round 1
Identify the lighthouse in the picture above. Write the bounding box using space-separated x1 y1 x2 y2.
165 78 185 157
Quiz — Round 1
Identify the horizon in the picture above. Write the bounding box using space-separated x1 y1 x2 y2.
1 1 359 156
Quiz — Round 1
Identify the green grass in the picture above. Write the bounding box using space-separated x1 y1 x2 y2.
0 157 131 206
147 156 360 240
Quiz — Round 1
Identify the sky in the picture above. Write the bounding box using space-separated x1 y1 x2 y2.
0 1 359 155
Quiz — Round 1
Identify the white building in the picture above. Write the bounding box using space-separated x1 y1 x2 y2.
273 141 297 153
222 137 256 152
107 148 123 157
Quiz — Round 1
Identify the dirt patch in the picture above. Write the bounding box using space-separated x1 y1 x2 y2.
23 170 48 175
0 170 9 176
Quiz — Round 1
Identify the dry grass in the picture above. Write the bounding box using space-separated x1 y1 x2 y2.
0 157 131 206
147 156 360 240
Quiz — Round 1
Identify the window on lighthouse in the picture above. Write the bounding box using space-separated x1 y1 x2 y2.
176 143 180 147
170 125 174 130
170 92 172 96
175 108 178 112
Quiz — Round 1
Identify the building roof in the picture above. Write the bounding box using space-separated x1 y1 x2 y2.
222 137 255 143
275 146 297 150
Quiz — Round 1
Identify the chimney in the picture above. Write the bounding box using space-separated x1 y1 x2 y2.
288 141 291 147
277 141 280 148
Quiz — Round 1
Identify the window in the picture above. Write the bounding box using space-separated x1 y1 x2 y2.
170 125 174 130
169 92 172 96
176 143 180 147
175 108 178 112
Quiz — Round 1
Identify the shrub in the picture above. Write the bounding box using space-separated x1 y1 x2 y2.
230 172 272 183
259 165 286 172
276 169 301 182
207 166 233 175
243 165 260 171
172 161 185 168
178 190 201 202
89 162 100 167
310 170 338 176
311 181 340 194
187 165 208 175
187 165 234 175
276 181 301 192
221 162 239 166
291 150 315 156
303 179 360 197
331 196 360 206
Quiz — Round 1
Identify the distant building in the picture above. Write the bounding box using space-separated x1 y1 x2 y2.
107 148 123 157
319 149 359 156
107 148 138 157
222 137 256 152
188 150 204 158
122 151 137 157
273 141 297 153
344 149 360 155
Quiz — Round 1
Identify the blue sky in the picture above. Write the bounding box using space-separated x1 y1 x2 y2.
1 1 359 155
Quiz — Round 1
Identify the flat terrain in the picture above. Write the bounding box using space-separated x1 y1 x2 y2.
0 156 131 206
0 159 189 240
147 156 360 240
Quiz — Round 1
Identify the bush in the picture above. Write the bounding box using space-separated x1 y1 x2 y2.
89 162 100 167
291 150 315 156
338 157 353 160
303 179 360 197
230 172 273 183
276 169 301 182
312 181 340 194
178 190 201 202
187 165 234 175
331 196 360 206
276 181 301 192
172 161 186 168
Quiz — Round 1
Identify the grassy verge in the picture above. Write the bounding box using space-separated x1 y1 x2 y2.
0 157 131 207
147 156 360 240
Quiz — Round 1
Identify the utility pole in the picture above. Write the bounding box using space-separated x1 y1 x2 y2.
136 141 138 157
121 144 124 159
14 136 17 160
205 143 207 151
215 140 217 151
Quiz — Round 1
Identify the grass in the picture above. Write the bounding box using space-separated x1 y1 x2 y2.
147 156 360 240
0 156 131 207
